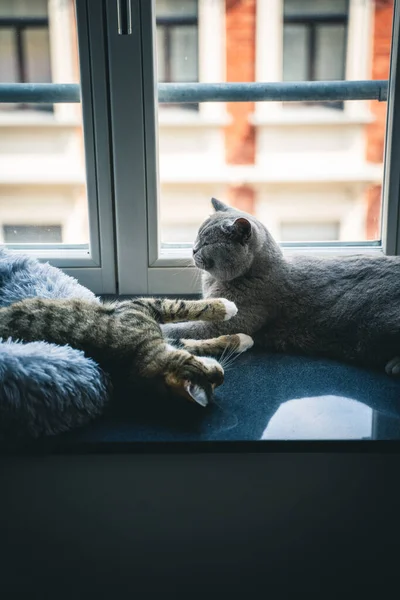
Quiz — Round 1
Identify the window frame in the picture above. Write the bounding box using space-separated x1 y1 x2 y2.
382 0 400 256
0 0 117 294
113 0 399 295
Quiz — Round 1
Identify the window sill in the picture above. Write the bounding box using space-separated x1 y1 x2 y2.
19 350 400 444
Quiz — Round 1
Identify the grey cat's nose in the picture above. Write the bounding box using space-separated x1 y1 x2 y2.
192 246 199 255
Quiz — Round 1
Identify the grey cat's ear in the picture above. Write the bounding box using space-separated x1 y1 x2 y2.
211 197 231 212
233 217 252 242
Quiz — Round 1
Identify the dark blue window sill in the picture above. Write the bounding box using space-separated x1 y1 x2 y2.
18 350 400 450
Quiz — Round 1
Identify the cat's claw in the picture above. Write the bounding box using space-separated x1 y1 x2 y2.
236 333 254 352
185 384 209 407
166 353 224 408
219 298 238 321
385 357 400 376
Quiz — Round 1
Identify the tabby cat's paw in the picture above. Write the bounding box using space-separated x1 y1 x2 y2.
189 357 223 406
165 353 224 408
385 357 400 376
236 333 254 352
219 298 238 321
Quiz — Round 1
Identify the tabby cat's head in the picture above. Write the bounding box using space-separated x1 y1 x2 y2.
192 198 278 282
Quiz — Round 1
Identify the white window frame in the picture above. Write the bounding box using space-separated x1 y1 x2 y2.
0 0 117 294
105 0 227 294
107 0 399 295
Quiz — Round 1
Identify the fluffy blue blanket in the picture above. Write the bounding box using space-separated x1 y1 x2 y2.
0 249 111 439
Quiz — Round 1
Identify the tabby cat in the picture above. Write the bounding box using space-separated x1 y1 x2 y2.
162 197 400 376
0 295 253 406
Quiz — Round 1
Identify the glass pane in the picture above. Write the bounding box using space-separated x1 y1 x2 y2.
284 0 348 17
155 0 393 247
315 25 346 80
0 0 90 246
3 224 62 242
0 0 48 18
0 29 18 82
280 221 340 242
283 25 309 81
170 26 198 81
156 0 197 18
23 28 52 82
156 27 166 81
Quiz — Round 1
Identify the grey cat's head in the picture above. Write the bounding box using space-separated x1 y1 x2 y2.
193 198 281 282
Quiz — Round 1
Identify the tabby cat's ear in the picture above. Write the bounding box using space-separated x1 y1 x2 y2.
211 197 231 212
233 217 252 242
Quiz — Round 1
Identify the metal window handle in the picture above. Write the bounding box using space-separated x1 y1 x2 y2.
117 0 132 35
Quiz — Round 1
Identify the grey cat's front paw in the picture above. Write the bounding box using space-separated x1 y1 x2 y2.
385 357 400 375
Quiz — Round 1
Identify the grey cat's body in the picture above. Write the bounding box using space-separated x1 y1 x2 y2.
163 198 400 374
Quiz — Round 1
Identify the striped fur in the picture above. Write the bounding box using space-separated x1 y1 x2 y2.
0 296 250 406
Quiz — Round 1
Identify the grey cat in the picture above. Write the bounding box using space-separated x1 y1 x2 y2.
162 197 400 376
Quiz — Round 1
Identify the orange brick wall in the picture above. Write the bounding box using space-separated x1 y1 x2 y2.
225 0 256 212
366 0 393 239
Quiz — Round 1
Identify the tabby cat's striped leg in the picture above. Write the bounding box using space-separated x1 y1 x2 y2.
134 297 238 324
180 333 254 357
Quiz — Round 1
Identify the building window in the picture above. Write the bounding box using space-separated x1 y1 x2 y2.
0 0 52 111
3 225 63 243
156 0 199 110
282 0 349 109
280 221 340 242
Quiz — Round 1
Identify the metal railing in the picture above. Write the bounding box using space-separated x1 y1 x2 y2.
0 80 389 104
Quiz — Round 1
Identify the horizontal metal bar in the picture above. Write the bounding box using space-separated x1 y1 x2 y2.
0 80 388 104
158 80 388 103
0 83 81 103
